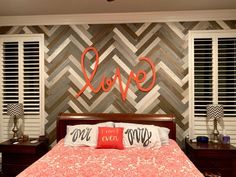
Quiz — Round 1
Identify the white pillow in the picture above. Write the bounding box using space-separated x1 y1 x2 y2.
64 122 114 147
155 126 170 145
115 123 161 148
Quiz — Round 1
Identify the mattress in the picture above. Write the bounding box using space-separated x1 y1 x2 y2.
17 139 203 177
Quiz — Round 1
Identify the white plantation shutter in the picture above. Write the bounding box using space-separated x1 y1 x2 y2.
193 38 213 116
0 34 44 142
189 30 236 146
218 38 236 116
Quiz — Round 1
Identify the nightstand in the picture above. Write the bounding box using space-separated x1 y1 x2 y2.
185 139 236 177
0 138 49 177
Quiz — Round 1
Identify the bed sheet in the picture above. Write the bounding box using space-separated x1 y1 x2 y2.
17 139 203 177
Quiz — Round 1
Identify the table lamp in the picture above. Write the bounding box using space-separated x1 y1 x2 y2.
206 104 224 143
7 103 24 140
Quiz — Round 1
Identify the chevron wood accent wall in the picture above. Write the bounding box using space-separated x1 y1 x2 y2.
1 20 236 145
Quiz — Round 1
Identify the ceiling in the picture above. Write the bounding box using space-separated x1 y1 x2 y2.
0 0 236 16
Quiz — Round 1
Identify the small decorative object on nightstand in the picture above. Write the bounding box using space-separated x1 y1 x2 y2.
0 138 49 176
206 104 224 143
185 139 236 177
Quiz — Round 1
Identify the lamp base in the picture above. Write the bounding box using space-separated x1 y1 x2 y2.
212 118 219 143
212 138 219 143
12 115 19 140
12 134 18 140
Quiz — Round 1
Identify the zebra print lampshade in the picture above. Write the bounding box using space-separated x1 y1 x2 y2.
206 104 224 119
7 103 24 117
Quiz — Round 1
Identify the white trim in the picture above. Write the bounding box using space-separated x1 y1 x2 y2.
212 37 218 104
188 32 194 138
0 34 44 39
19 40 24 104
0 39 2 142
188 30 236 36
0 9 236 26
39 34 45 135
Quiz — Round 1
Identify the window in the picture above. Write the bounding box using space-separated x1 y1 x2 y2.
0 34 44 142
189 30 236 143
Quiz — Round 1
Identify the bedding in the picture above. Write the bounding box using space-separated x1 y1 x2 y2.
64 122 114 147
96 127 124 149
17 139 203 177
115 122 162 148
56 113 177 143
17 113 202 176
156 126 170 145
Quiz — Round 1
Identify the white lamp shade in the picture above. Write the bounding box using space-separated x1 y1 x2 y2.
206 104 224 119
7 103 24 116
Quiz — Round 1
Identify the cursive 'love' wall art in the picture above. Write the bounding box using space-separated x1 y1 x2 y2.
76 47 156 101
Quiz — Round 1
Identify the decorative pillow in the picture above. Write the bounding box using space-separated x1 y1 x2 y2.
96 127 124 150
155 126 170 145
115 123 161 148
64 122 114 147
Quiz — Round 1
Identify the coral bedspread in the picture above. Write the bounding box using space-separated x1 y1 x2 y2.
17 139 203 177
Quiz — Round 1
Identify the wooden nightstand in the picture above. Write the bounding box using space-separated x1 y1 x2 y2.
185 139 236 177
0 138 49 177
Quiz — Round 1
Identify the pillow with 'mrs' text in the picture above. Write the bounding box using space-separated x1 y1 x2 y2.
115 123 161 148
64 122 114 147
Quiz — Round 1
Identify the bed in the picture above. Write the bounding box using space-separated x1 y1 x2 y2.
17 113 203 177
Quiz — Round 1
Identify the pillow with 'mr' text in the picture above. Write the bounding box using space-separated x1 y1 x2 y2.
64 122 114 147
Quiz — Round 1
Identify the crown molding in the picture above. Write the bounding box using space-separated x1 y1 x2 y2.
0 9 236 26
